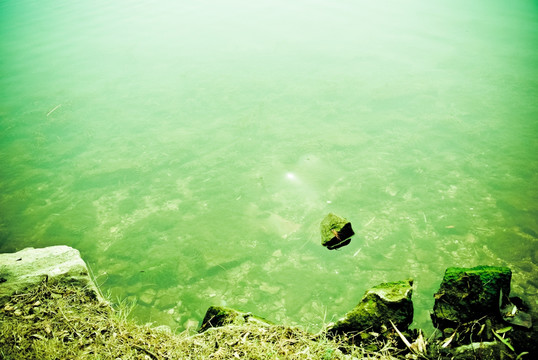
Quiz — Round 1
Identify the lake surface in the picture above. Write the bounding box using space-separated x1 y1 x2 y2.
1 0 537 333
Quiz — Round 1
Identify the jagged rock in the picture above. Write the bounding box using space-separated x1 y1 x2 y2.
326 279 413 337
320 213 354 250
0 246 104 304
431 265 511 329
199 305 273 333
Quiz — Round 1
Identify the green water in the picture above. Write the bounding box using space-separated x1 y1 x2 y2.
1 0 537 333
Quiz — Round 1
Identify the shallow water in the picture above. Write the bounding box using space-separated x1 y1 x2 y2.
1 0 537 333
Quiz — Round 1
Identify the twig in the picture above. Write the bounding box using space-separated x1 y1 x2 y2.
389 320 412 349
46 104 62 117
492 329 515 352
58 306 79 337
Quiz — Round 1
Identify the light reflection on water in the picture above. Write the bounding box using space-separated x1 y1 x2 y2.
0 0 537 333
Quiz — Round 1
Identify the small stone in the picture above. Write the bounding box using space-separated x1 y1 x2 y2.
320 213 354 250
198 306 273 332
453 341 503 358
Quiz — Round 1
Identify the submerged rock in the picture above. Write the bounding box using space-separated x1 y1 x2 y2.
431 265 511 329
0 246 104 304
199 305 273 333
320 213 355 250
326 279 413 338
139 288 157 305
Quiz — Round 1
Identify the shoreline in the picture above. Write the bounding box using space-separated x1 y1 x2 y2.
1 246 535 359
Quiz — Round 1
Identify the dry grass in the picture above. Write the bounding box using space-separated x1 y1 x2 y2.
0 279 403 359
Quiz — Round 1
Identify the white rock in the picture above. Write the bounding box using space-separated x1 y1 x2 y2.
0 245 104 304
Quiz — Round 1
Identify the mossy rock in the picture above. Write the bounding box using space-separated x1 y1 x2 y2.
431 265 511 329
320 213 354 250
327 279 414 337
199 306 273 333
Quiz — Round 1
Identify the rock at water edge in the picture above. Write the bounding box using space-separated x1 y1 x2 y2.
199 305 273 333
0 246 104 304
327 279 414 337
431 265 511 329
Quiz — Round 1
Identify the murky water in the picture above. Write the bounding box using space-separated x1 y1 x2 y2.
1 0 537 333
